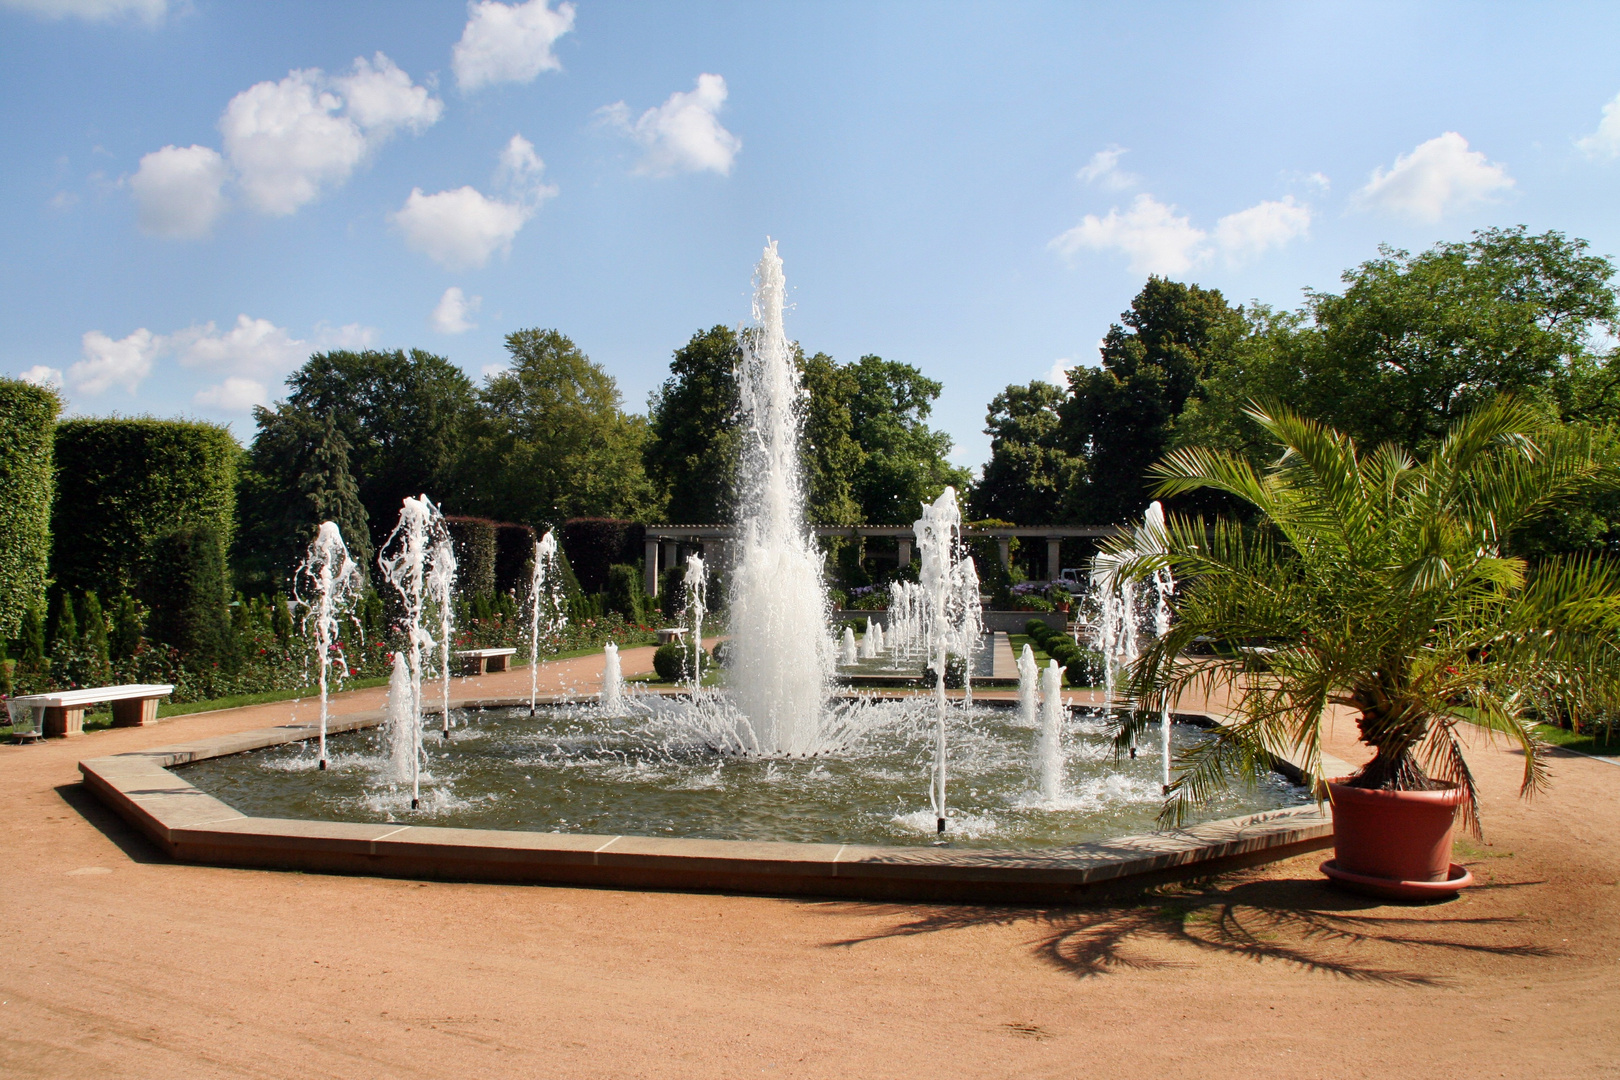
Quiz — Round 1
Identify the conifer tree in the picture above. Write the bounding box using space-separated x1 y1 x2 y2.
298 410 373 575
80 591 111 684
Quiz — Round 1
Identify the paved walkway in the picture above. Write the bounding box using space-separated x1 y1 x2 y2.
2 647 1618 1078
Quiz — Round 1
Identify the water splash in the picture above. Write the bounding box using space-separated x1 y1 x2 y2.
858 622 877 660
1038 659 1066 802
1016 643 1039 730
913 485 982 833
726 240 832 755
293 521 362 769
382 651 418 793
683 553 708 695
601 641 623 713
377 494 453 807
529 530 567 714
428 530 457 738
840 626 858 666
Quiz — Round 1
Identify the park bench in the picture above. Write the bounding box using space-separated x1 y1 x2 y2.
454 647 517 676
656 627 687 646
7 683 175 740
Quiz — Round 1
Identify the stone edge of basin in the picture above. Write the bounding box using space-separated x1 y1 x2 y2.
78 697 1337 903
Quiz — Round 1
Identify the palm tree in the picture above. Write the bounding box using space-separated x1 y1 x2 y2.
1102 399 1620 831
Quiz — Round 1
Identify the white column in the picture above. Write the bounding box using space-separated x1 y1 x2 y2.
645 539 660 596
1047 537 1062 582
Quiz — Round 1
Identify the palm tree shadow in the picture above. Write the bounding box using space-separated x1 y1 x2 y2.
821 873 1555 985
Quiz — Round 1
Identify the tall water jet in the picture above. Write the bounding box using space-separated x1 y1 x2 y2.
858 621 877 659
293 521 361 769
683 553 708 695
1141 502 1176 793
840 626 858 666
378 494 451 807
428 530 457 739
915 485 978 833
1090 545 1140 755
383 652 417 796
600 641 623 712
1037 659 1066 802
1016 643 1039 729
528 530 567 714
727 240 831 755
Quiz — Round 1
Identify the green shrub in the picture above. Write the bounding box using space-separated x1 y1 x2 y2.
712 638 733 666
0 380 58 640
653 640 709 682
920 655 967 689
842 617 868 635
109 594 142 660
51 418 238 599
80 591 111 684
1024 618 1053 640
660 566 684 618
605 563 648 624
143 525 233 671
1065 651 1104 688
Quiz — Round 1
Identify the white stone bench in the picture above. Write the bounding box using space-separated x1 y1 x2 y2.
454 647 518 675
10 683 175 738
656 628 687 646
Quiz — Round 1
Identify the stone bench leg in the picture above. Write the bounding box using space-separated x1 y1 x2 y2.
460 657 489 677
488 654 510 673
43 706 85 738
111 697 160 727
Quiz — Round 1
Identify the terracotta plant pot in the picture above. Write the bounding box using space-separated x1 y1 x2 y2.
1321 780 1473 900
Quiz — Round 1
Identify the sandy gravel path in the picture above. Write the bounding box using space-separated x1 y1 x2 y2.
2 651 1617 1079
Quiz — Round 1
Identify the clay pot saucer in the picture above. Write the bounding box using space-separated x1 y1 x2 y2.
1320 858 1473 901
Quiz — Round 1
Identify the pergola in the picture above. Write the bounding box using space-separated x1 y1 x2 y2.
640 523 1120 596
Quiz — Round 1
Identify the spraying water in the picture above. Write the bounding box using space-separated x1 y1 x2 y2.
858 621 877 660
382 652 417 790
293 521 361 769
1090 544 1140 757
726 240 832 755
377 494 452 808
683 553 708 695
528 531 567 714
1142 502 1176 793
1038 659 1066 802
601 641 623 712
428 531 457 739
1016 643 1039 729
914 485 982 834
840 626 858 666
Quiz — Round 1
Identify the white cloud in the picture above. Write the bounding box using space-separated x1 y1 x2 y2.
1213 196 1311 263
219 68 367 216
1050 193 1208 275
1077 146 1137 191
1045 358 1074 386
453 0 576 92
70 328 161 395
170 314 309 374
1 0 165 21
311 322 376 351
393 187 534 270
496 133 545 189
129 144 228 239
194 376 270 412
1354 132 1514 223
1577 91 1620 159
19 365 63 389
194 55 440 219
431 287 481 333
336 52 444 136
599 74 741 177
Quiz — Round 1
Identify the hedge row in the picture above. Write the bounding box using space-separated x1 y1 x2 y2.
51 418 239 598
0 380 59 638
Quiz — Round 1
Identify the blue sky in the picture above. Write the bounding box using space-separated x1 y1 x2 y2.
3 1 1619 472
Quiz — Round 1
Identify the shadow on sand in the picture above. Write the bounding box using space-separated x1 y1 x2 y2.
820 870 1554 985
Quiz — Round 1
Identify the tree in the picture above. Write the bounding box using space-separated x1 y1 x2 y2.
277 348 479 540
1179 228 1619 458
798 351 864 527
846 354 970 524
457 329 660 526
1060 278 1244 525
645 326 742 524
298 411 373 575
1109 400 1620 830
972 380 1082 524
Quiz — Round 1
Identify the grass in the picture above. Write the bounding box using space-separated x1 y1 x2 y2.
1534 723 1620 757
1007 633 1057 666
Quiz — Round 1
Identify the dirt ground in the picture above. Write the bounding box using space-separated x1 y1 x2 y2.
2 648 1617 1079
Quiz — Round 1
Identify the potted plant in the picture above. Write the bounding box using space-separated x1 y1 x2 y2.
1103 400 1620 899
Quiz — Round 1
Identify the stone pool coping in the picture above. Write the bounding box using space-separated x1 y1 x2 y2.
79 694 1340 903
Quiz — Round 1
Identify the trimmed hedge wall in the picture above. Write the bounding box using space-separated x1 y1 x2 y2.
563 518 645 594
51 418 239 598
445 516 498 596
494 522 537 594
0 380 59 639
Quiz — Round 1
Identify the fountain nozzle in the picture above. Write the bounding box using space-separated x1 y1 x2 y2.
318 758 328 771
442 729 451 741
936 816 946 834
410 797 420 810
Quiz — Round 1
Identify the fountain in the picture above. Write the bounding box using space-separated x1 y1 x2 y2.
1141 502 1176 793
376 494 454 808
292 521 362 770
528 530 567 714
600 641 623 712
725 240 833 756
1037 659 1066 802
175 240 1309 861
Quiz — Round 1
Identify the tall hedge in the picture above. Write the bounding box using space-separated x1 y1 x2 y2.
0 380 59 639
563 518 645 594
143 525 232 670
445 516 498 596
51 418 239 598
